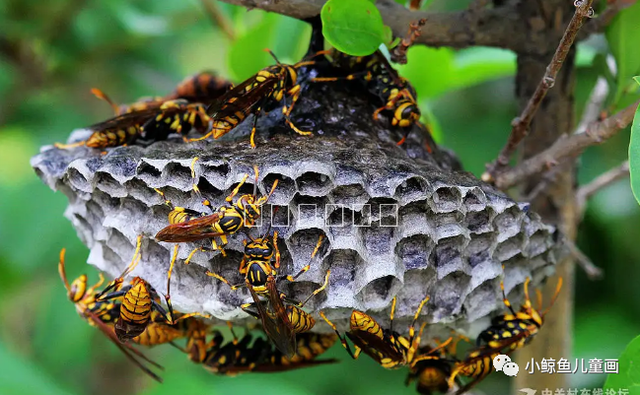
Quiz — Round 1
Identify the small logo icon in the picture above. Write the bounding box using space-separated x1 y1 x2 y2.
503 361 520 377
493 354 511 371
519 388 537 395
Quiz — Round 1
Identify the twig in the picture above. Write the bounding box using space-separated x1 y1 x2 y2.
575 77 609 134
389 18 426 64
524 159 573 202
217 0 528 51
576 161 630 213
201 0 236 41
494 99 640 189
482 0 595 183
566 239 604 280
579 0 639 39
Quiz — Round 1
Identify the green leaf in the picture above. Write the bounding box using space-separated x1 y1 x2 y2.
321 0 386 56
227 13 279 81
397 46 515 100
420 102 443 143
383 25 394 45
453 47 516 89
634 76 640 85
605 1 640 105
397 46 455 99
603 334 640 392
628 101 640 206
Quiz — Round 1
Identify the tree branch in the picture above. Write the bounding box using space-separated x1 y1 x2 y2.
576 160 630 213
579 0 639 39
201 0 236 41
566 239 604 280
495 99 639 189
217 0 526 50
482 0 595 183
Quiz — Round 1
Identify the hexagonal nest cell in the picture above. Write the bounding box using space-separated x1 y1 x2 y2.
31 68 567 342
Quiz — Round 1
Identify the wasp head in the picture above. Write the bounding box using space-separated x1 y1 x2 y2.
69 275 88 303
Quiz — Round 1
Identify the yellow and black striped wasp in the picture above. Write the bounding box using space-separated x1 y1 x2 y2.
200 325 337 375
476 275 563 353
405 335 468 395
443 276 563 394
313 48 434 149
189 50 318 148
164 71 233 103
446 347 500 395
407 355 454 395
58 247 164 382
155 163 279 256
55 71 231 149
95 236 208 342
320 295 451 370
206 230 330 358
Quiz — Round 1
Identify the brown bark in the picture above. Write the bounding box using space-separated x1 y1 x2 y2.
513 0 578 391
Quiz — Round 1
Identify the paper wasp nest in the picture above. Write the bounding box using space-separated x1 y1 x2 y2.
32 73 565 342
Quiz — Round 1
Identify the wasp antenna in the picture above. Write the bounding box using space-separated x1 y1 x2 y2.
58 248 71 292
264 48 281 64
252 165 259 197
90 88 120 115
121 235 144 278
541 277 563 318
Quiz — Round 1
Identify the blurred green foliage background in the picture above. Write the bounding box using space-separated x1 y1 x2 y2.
1 0 639 394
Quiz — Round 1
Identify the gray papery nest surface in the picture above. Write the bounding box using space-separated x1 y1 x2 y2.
31 70 566 342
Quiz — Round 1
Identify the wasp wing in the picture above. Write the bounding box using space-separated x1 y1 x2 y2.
82 307 164 382
248 278 297 359
155 212 224 242
346 329 405 365
206 74 278 119
87 106 163 131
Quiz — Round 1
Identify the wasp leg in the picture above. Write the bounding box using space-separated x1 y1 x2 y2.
54 141 87 149
249 96 272 148
189 157 214 212
282 84 312 137
407 295 430 345
165 244 180 322
285 234 324 282
286 270 331 308
273 231 281 269
319 311 361 360
225 173 250 203
206 270 244 290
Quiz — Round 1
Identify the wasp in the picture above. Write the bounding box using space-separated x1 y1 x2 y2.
320 295 451 371
405 335 468 395
207 232 330 358
165 71 233 103
155 164 279 256
446 347 500 395
130 311 204 347
58 248 164 382
188 50 317 148
55 71 230 149
313 49 434 148
95 237 209 342
476 276 563 353
201 326 337 375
